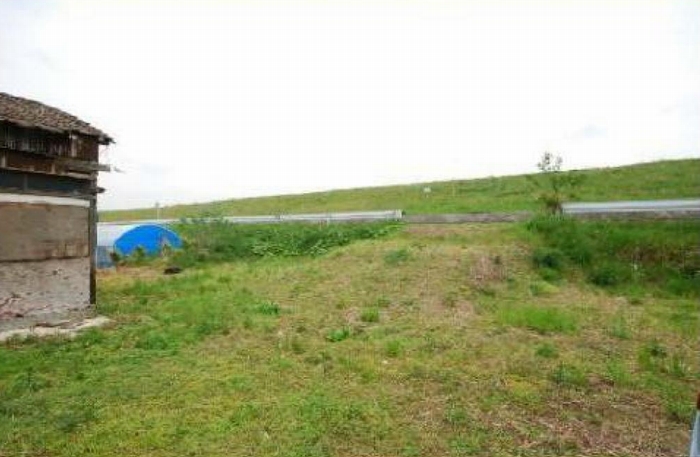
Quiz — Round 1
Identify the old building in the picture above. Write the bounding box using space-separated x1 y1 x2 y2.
0 92 113 321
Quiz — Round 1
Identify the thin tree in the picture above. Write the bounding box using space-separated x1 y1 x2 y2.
528 152 583 215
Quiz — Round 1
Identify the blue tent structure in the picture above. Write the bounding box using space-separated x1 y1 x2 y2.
96 224 182 268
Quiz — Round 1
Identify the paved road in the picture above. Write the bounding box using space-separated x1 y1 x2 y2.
563 199 700 214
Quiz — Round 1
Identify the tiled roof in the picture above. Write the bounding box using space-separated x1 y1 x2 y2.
0 92 113 144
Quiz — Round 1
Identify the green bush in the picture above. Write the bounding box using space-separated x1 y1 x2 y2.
527 216 700 296
532 247 565 270
588 263 631 287
172 221 398 266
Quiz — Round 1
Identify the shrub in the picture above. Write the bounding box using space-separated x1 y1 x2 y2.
537 267 562 282
532 247 565 270
588 263 630 287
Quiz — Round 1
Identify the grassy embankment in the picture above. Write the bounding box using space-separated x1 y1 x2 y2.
100 158 700 221
1 217 698 456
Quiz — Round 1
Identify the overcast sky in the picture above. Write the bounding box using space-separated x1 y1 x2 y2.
1 0 698 210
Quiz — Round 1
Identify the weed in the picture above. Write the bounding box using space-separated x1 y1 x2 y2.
646 340 667 358
444 405 470 426
474 285 497 297
326 328 351 343
665 398 694 423
537 267 562 282
666 354 690 380
385 339 405 358
289 337 306 355
135 331 173 351
360 308 380 323
55 405 96 433
255 301 281 316
229 375 254 392
449 430 488 456
535 342 558 358
374 296 392 308
607 314 631 340
384 248 411 266
11 368 49 394
589 263 630 287
442 291 458 308
550 363 588 387
532 247 565 270
529 281 558 297
496 305 578 334
605 360 633 387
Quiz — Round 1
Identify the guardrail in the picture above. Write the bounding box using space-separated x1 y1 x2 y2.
563 199 700 214
99 209 404 226
100 199 699 227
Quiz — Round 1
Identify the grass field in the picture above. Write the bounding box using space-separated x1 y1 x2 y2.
100 158 700 221
1 219 698 456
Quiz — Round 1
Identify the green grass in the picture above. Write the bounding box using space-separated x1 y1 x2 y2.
495 304 578 334
1 222 698 455
101 158 700 221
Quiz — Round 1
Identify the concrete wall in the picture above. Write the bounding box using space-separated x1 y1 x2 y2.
0 257 90 319
0 196 91 320
0 201 89 261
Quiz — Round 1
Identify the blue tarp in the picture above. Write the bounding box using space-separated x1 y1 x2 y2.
96 224 182 268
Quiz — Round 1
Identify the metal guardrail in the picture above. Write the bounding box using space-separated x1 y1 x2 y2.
563 199 700 214
100 199 699 227
99 210 404 227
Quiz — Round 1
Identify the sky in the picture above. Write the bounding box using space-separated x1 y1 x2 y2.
1 0 698 210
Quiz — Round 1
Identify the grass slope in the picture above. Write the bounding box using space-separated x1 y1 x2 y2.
101 158 700 221
1 222 698 456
